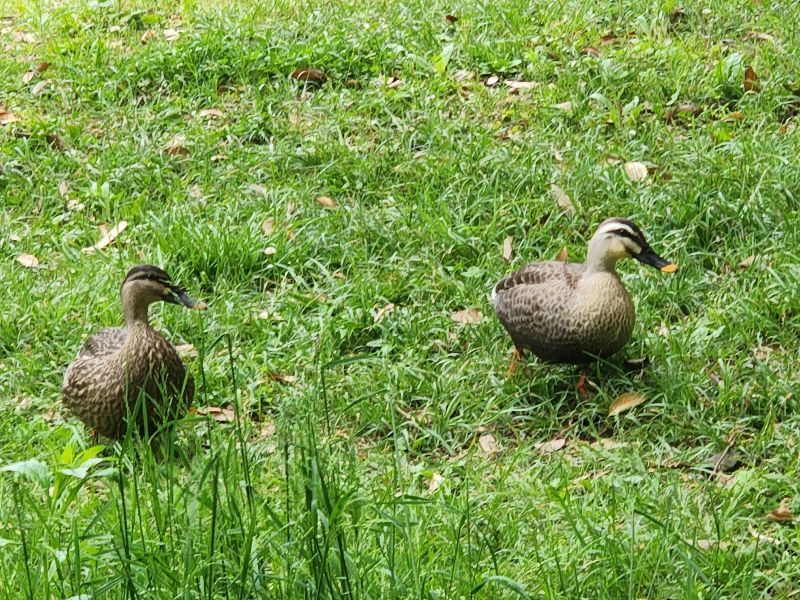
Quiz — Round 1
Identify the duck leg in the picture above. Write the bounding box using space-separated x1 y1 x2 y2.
507 347 524 377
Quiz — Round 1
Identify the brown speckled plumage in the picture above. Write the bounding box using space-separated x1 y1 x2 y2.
62 265 201 439
492 218 675 364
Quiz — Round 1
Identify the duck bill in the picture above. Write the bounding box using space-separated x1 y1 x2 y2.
635 247 677 273
167 289 207 310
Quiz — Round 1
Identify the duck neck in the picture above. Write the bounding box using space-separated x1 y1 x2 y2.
585 240 619 274
121 290 151 327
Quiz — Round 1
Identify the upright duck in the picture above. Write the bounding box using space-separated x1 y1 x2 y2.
492 218 676 368
62 265 205 439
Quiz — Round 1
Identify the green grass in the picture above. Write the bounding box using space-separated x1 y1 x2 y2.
1 0 800 597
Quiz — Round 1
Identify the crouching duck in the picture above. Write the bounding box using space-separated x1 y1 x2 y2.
492 218 676 372
62 265 205 440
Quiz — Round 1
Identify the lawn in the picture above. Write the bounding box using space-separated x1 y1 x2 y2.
1 0 800 597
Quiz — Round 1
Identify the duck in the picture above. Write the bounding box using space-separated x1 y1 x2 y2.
492 218 676 372
61 265 206 440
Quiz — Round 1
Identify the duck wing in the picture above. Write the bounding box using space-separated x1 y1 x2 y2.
76 327 128 359
492 261 586 362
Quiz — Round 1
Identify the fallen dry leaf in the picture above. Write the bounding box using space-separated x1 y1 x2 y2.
161 135 189 157
140 29 155 44
721 111 744 122
535 437 566 454
445 14 458 24
738 255 755 269
505 80 537 91
694 539 729 551
591 438 628 451
581 46 601 58
163 28 180 42
9 233 21 242
502 235 513 262
744 66 760 92
31 80 48 96
427 472 444 492
264 246 277 256
374 303 395 323
451 308 483 324
0 107 21 125
385 76 403 89
749 527 782 546
316 195 337 209
198 108 223 119
550 183 574 215
264 373 298 385
261 218 275 236
195 405 235 423
665 102 701 122
706 447 742 473
608 391 647 416
743 31 776 43
600 33 618 45
248 183 267 197
483 74 499 87
553 101 573 113
175 343 198 359
767 500 794 523
58 180 68 198
22 61 48 84
624 161 649 182
82 220 128 254
291 67 327 84
453 69 473 82
555 247 569 262
16 253 39 268
478 433 498 455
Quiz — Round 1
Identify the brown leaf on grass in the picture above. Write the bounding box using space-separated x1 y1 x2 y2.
58 180 68 198
373 303 395 323
261 218 275 236
744 66 760 92
608 392 647 416
163 28 180 42
553 101 573 113
453 69 473 82
743 31 775 43
581 46 601 58
605 155 623 165
249 183 267 197
427 472 444 492
175 343 198 359
264 246 277 256
505 80 537 91
535 437 566 454
721 111 744 122
550 183 574 215
749 528 782 545
198 108 224 119
14 31 38 44
16 253 39 268
385 76 403 89
140 29 155 44
263 373 298 385
31 80 48 96
478 433 498 455
600 33 618 45
0 106 21 125
316 195 337 209
161 135 189 157
484 75 499 87
767 500 794 523
82 220 128 254
738 255 755 269
22 61 48 84
451 308 483 324
555 247 569 261
195 405 235 423
502 235 513 262
694 539 729 550
624 161 648 182
445 14 458 24
665 102 701 122
291 67 327 84
706 447 742 473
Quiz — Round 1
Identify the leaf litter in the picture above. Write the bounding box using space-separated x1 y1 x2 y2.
82 221 128 254
608 392 647 416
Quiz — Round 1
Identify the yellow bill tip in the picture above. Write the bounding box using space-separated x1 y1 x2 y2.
660 263 678 273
